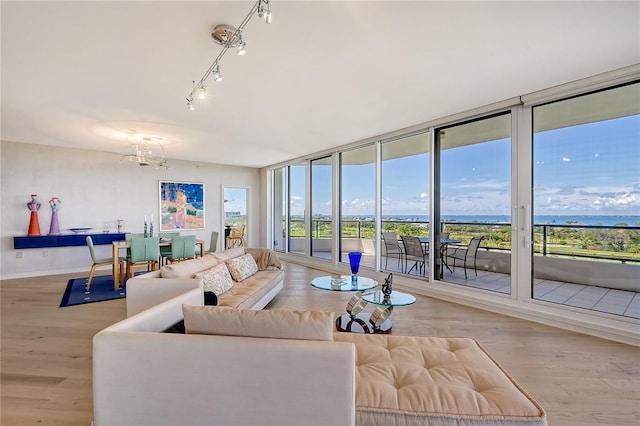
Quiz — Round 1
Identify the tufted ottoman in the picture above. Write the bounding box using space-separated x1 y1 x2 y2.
334 334 547 426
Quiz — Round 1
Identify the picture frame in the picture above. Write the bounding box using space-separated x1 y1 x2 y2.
159 181 205 230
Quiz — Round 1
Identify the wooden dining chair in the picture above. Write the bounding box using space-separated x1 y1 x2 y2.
164 235 197 264
206 231 219 254
226 225 246 249
126 237 160 280
86 236 126 291
158 232 180 264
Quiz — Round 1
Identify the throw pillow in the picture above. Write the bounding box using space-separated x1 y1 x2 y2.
195 263 234 296
212 247 245 263
183 305 335 341
160 254 219 279
225 253 258 282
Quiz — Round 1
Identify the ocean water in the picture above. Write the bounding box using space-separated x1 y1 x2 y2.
367 214 640 226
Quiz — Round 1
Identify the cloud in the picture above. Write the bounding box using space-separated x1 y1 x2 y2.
420 192 428 199
452 179 508 190
562 157 571 162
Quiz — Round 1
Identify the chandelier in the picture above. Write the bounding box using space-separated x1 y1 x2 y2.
186 0 272 110
121 134 169 169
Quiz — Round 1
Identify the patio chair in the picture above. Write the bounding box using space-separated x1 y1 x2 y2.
382 232 405 272
445 236 484 279
401 235 428 276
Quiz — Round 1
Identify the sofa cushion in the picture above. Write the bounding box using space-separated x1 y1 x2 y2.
218 269 284 309
183 305 335 341
195 263 234 296
333 334 547 426
225 253 258 282
211 247 245 263
160 254 219 279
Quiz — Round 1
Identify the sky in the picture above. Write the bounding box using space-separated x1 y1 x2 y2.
292 114 639 219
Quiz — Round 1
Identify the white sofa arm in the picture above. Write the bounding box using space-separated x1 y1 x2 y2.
94 293 356 426
126 275 203 317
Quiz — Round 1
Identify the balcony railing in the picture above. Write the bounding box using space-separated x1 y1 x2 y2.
287 219 640 264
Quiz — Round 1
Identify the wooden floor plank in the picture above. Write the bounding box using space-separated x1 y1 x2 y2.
1 263 639 426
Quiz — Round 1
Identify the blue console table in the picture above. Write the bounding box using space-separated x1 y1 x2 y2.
13 233 127 249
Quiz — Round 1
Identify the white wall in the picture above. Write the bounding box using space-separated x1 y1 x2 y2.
0 141 260 278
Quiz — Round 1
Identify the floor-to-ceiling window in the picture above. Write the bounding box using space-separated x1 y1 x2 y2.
288 163 306 255
266 69 639 341
532 82 640 318
271 167 286 252
381 132 430 277
311 156 333 259
340 144 376 267
436 113 512 293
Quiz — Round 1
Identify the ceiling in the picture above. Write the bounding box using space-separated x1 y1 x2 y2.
2 1 639 168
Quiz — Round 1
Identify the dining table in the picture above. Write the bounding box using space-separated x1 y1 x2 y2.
111 238 205 284
417 237 461 277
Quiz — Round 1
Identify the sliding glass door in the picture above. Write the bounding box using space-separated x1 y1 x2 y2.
340 145 376 267
380 132 430 276
310 156 333 259
435 113 512 293
288 163 306 255
531 82 640 318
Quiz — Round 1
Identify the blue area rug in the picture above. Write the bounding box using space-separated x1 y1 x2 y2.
60 275 127 307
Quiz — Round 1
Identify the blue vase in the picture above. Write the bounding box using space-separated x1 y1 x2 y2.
348 252 362 279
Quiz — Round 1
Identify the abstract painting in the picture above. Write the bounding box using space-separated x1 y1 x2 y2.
159 181 205 230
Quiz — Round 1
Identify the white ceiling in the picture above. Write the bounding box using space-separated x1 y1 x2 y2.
2 1 639 168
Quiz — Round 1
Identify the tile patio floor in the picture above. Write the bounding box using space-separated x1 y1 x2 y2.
299 250 640 319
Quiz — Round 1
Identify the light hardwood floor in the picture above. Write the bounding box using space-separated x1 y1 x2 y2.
2 261 639 426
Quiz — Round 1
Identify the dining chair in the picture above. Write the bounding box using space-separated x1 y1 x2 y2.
164 235 197 264
85 236 126 291
401 235 428 276
126 236 160 280
226 225 246 249
382 232 405 272
158 232 180 264
206 231 219 254
445 236 484 279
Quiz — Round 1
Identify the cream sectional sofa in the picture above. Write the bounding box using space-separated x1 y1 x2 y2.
93 285 547 426
125 247 284 317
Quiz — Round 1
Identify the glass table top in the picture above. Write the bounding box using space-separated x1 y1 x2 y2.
310 275 378 291
361 290 416 306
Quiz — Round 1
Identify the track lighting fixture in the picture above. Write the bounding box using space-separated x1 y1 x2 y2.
185 0 272 110
258 0 272 24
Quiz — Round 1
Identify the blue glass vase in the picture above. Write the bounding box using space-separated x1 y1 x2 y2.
348 252 362 283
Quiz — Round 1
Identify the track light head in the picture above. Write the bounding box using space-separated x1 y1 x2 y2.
258 0 272 23
259 8 272 23
197 86 206 99
186 97 195 111
213 67 223 82
237 40 246 56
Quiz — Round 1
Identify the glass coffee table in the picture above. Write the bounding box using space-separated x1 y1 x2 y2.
310 275 377 292
311 275 415 334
